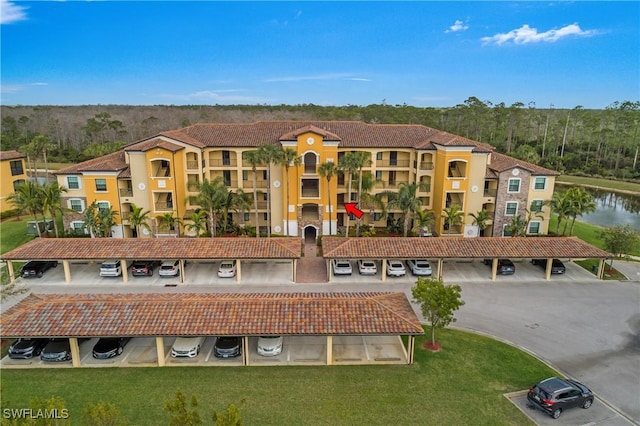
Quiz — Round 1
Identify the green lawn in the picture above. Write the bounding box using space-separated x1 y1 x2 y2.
0 217 36 255
557 175 640 193
0 329 555 425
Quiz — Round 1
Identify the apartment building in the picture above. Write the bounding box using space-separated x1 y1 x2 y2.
54 121 559 239
0 150 27 213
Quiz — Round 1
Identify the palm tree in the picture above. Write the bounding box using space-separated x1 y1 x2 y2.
566 187 596 236
318 161 337 235
279 148 301 236
442 205 464 235
243 150 263 238
184 210 208 237
157 212 182 236
127 203 152 237
505 214 527 237
83 201 100 237
351 151 371 237
8 181 44 237
40 181 68 237
358 172 384 225
387 182 429 237
469 209 491 237
413 209 435 236
550 191 571 235
194 176 228 238
257 143 283 237
338 152 361 237
96 206 119 238
231 188 253 229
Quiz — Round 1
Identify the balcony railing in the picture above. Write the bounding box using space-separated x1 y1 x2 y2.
419 162 434 170
484 189 497 197
154 202 173 211
376 159 410 168
187 182 199 192
209 159 237 167
186 160 199 170
119 188 133 197
301 188 320 198
243 181 268 188
417 184 431 192
377 180 409 189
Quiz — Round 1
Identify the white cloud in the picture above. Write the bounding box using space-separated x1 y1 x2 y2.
264 73 358 83
1 0 28 24
159 89 267 104
446 20 469 33
1 82 47 94
481 23 597 45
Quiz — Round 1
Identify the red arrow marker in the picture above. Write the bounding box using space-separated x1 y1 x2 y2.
344 203 364 219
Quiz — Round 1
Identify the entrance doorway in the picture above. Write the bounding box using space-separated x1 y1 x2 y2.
304 226 317 244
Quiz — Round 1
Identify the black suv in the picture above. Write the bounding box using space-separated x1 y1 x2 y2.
130 260 160 276
213 336 241 358
532 258 566 274
482 258 515 275
527 377 594 419
21 261 57 278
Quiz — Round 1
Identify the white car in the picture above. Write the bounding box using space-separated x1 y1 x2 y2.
358 260 377 275
406 259 432 276
257 336 283 357
332 259 353 275
218 260 237 278
386 259 406 277
159 260 181 277
100 260 122 277
171 336 205 358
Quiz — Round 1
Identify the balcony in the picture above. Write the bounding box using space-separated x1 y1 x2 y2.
484 189 497 198
119 188 133 197
186 160 199 170
210 158 238 167
154 201 174 211
419 162 434 171
376 159 410 168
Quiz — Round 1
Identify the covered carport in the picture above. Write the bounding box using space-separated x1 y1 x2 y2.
0 292 424 368
322 236 611 282
0 237 301 285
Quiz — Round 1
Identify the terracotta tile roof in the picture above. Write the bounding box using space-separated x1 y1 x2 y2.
0 292 424 337
279 124 342 141
0 237 302 261
54 151 128 175
322 236 610 259
488 152 560 176
0 150 26 161
118 166 131 178
124 138 186 153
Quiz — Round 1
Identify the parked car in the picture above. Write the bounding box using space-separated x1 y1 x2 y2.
214 336 242 358
357 260 377 275
332 259 353 275
40 339 71 362
8 338 49 359
527 377 594 419
171 336 205 358
130 260 159 277
100 260 122 277
257 336 283 357
532 258 566 274
406 259 432 276
217 260 237 278
386 259 406 277
482 258 516 275
21 261 57 278
159 260 182 277
92 337 131 359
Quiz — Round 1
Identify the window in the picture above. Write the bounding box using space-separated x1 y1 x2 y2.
530 200 544 213
222 150 230 166
528 221 541 235
12 180 25 191
67 176 80 189
69 199 84 212
375 171 382 180
376 152 382 161
374 213 382 221
502 225 512 237
507 178 520 193
262 170 268 180
534 177 546 190
389 151 397 166
263 193 268 201
388 170 396 186
263 213 268 220
97 201 110 212
95 178 107 191
223 170 231 186
242 170 248 181
10 160 23 176
243 213 250 221
505 202 518 216
70 221 87 234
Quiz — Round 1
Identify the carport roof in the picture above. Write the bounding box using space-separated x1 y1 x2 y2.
0 292 424 338
0 237 301 261
322 236 611 259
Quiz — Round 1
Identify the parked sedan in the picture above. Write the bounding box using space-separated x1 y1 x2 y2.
257 336 283 357
214 336 242 358
8 338 49 359
21 261 57 278
159 260 182 277
406 259 432 276
483 258 516 275
40 339 71 362
92 337 131 359
386 260 406 277
527 377 594 419
357 260 377 275
130 260 159 277
532 258 566 274
217 260 237 278
171 336 205 358
332 259 353 275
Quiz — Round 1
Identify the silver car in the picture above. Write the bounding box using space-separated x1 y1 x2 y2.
386 259 406 277
257 336 283 357
171 336 205 358
358 260 377 275
406 259 432 276
332 259 353 275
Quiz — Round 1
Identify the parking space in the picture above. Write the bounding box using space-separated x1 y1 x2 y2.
505 390 635 426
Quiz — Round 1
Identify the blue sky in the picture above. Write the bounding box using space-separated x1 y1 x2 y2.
1 1 638 108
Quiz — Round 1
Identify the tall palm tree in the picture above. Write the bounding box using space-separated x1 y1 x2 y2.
40 181 68 237
318 161 337 235
83 201 100 238
157 212 182 236
279 148 301 236
184 210 208 237
243 150 263 238
387 182 429 237
353 151 371 237
469 209 491 237
338 152 361 237
257 143 283 237
231 188 253 229
442 205 464 235
97 206 119 238
8 181 44 237
566 187 596 236
357 172 384 225
550 191 571 235
194 176 228 238
127 203 152 238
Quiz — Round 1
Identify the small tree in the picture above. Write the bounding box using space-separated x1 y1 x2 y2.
411 276 464 348
83 401 127 426
212 399 246 426
165 391 202 426
600 224 639 268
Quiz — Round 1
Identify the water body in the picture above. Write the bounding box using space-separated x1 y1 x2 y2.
557 184 640 231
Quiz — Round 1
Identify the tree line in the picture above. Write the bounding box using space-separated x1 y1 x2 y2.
1 99 638 179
